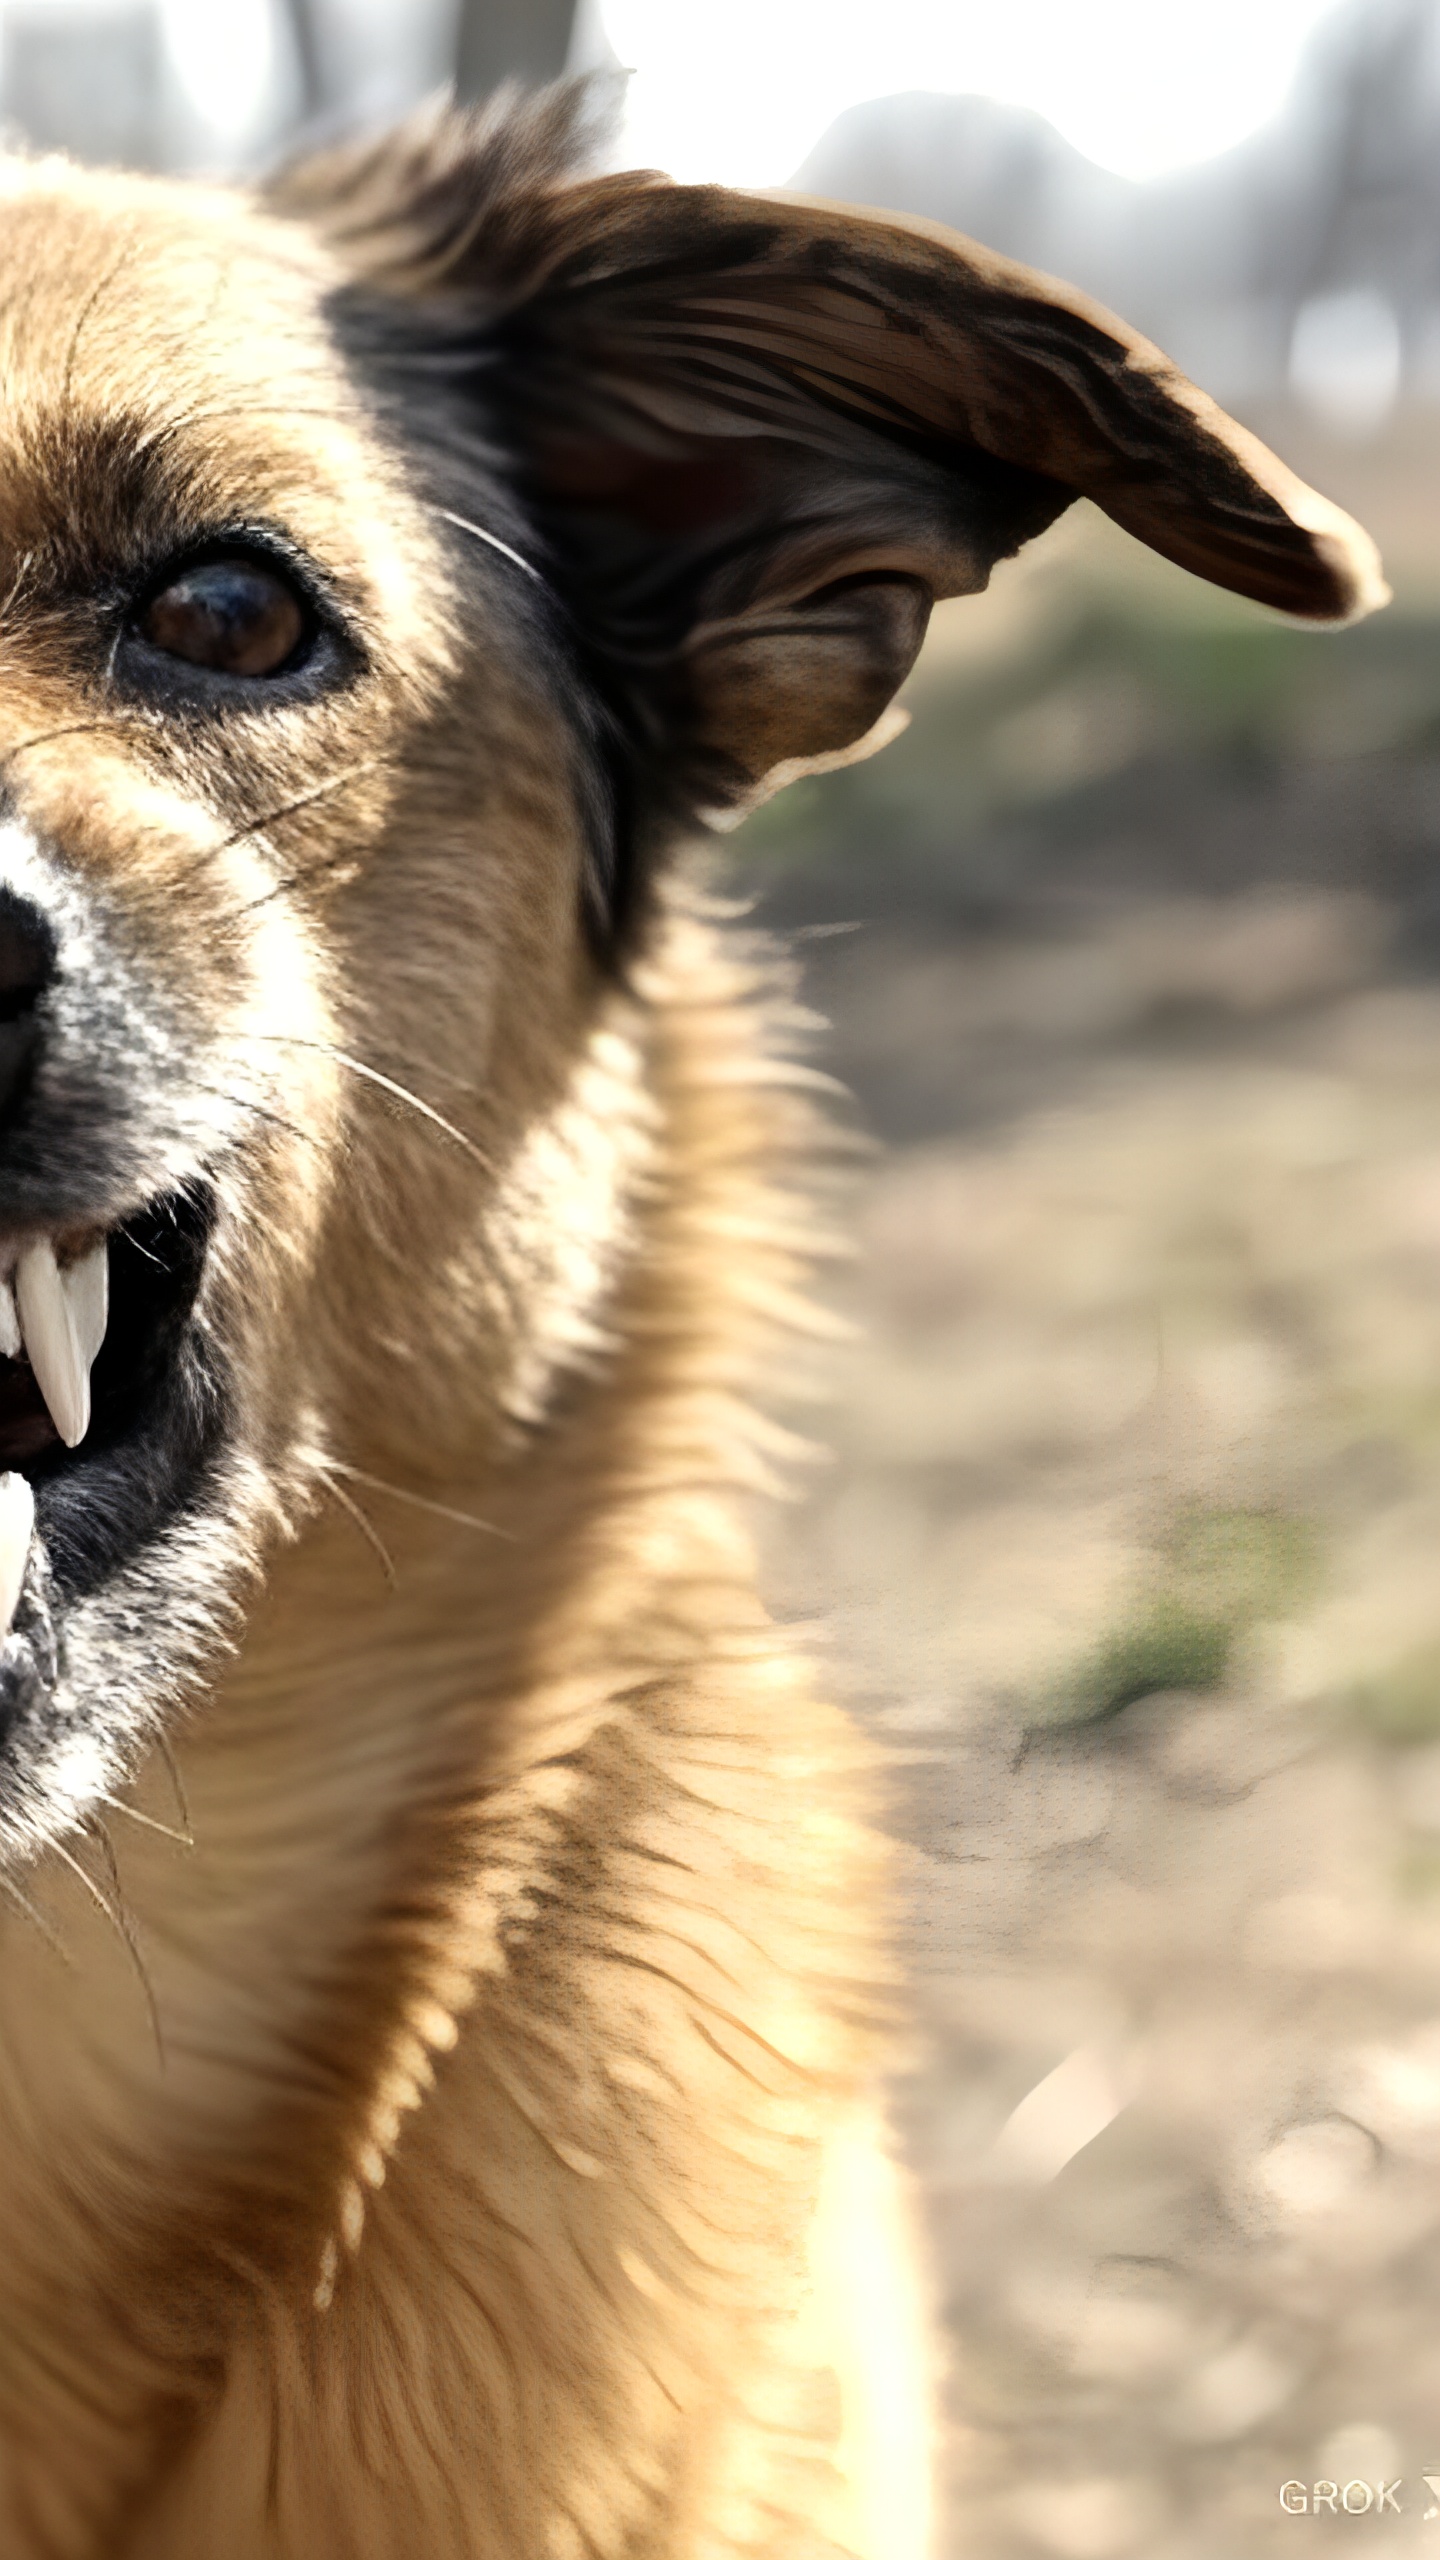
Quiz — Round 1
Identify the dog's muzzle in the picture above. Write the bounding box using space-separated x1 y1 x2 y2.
0 852 228 1751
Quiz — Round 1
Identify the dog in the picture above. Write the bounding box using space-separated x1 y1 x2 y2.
0 79 1382 2559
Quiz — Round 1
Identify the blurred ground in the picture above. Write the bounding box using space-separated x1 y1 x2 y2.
738 461 1440 2555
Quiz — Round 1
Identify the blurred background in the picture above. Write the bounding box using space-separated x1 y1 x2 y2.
16 2 1440 2551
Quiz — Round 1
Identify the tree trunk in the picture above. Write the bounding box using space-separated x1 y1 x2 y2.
281 0 327 123
454 0 580 97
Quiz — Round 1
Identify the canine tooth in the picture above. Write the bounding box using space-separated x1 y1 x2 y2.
0 1472 32 1637
15 1239 88 1447
61 1239 108 1371
0 1281 17 1362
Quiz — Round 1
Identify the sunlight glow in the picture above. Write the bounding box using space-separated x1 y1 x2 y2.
596 0 1346 188
159 0 280 141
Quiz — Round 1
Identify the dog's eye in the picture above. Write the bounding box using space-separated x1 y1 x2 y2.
137 557 308 678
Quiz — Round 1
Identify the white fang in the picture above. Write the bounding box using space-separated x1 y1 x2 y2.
0 1471 33 1636
16 1238 88 1447
62 1239 108 1371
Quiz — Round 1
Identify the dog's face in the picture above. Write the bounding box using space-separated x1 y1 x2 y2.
0 97 1380 1862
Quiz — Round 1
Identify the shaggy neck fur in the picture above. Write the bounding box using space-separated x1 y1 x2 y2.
0 891 896 2560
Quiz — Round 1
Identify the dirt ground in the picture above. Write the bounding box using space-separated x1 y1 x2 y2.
747 506 1440 2556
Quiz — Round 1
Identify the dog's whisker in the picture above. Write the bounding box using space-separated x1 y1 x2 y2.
194 1084 335 1156
0 716 126 777
434 506 546 588
152 1733 192 1843
219 762 389 852
175 760 391 893
50 1833 165 2062
0 1868 70 1965
314 1467 398 1589
235 1033 494 1171
223 844 368 918
84 1819 166 2066
96 1793 193 1851
134 400 369 464
123 1231 167 1272
315 1456 510 1540
53 1827 125 1932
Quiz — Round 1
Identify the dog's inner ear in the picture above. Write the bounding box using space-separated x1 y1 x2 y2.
488 281 1074 817
286 105 1385 822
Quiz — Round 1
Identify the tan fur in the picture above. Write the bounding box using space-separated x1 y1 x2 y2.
0 904 899 2559
0 105 1378 2558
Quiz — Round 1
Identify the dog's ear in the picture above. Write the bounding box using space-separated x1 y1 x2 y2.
275 93 1385 821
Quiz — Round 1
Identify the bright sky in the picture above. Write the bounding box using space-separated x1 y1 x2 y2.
595 0 1348 187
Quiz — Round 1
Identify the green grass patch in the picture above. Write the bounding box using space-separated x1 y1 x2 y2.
1039 1505 1322 1728
1056 1600 1234 1726
731 602 1440 903
1164 1505 1320 1622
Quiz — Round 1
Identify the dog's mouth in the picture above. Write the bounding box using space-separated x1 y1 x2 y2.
0 1184 220 1647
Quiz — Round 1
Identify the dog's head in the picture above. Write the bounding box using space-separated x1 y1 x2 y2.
0 88 1380 1857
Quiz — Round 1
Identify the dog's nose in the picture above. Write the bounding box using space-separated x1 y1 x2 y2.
0 897 53 1124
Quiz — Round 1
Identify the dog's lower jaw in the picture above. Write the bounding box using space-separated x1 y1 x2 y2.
0 901 916 2560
